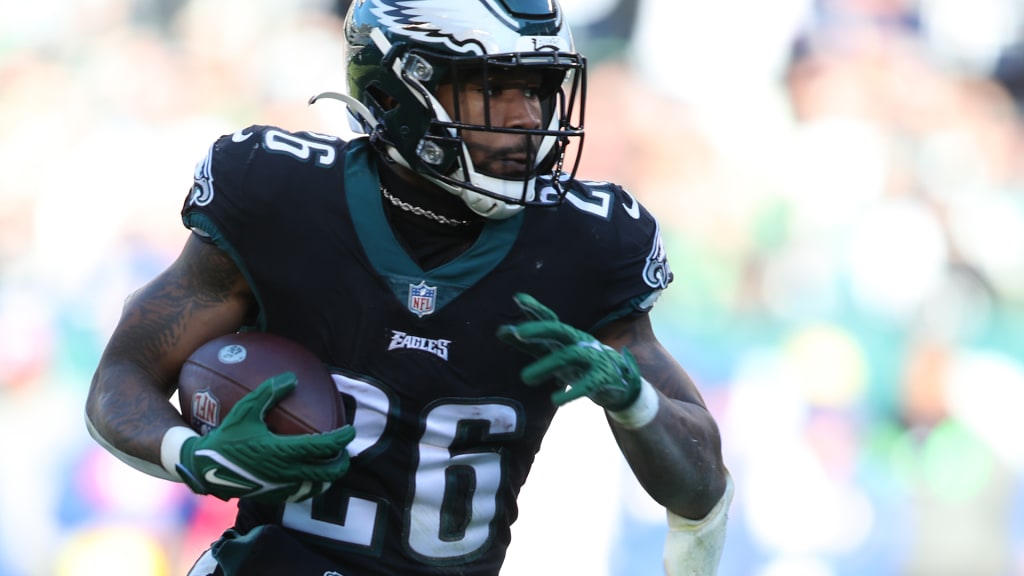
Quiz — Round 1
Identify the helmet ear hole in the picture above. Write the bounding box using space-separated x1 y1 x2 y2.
366 85 398 112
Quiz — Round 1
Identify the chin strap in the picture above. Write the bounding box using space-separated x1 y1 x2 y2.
664 471 734 576
308 90 524 220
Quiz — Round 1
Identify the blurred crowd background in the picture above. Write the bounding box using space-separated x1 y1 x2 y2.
2 0 1024 574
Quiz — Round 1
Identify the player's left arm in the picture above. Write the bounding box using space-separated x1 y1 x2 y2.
595 313 733 576
496 293 728 519
497 292 732 574
592 312 727 520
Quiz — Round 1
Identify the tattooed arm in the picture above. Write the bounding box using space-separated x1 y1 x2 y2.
85 233 255 476
594 314 727 520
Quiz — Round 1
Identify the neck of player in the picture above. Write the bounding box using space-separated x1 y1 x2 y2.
378 161 483 229
377 159 485 270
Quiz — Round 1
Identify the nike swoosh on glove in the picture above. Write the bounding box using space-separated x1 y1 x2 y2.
176 372 355 503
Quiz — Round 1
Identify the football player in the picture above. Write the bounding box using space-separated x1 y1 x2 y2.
85 0 732 574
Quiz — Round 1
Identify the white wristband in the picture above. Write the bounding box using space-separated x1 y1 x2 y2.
607 378 659 429
664 471 734 576
160 426 200 481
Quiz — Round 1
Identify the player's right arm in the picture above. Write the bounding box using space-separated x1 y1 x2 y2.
85 233 255 479
86 234 355 501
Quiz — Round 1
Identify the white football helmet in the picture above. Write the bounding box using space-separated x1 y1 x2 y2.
318 0 587 219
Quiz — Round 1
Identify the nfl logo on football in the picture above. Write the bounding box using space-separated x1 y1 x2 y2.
408 280 437 317
191 388 221 435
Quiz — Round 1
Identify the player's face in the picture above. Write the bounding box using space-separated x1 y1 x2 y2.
435 69 547 180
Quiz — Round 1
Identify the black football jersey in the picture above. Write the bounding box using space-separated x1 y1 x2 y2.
181 125 673 575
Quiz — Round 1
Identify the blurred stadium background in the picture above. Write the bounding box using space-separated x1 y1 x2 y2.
3 0 1024 574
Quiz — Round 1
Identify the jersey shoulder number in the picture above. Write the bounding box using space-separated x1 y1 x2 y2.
543 178 643 222
184 125 346 212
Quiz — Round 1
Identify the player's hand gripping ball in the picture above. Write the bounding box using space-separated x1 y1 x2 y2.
179 332 344 435
496 293 642 411
175 332 354 503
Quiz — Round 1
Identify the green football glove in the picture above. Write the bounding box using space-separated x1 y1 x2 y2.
176 372 355 503
496 293 642 411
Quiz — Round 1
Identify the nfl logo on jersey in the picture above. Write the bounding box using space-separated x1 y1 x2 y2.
408 281 437 317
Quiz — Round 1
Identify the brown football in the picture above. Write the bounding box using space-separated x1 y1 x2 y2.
177 332 343 435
